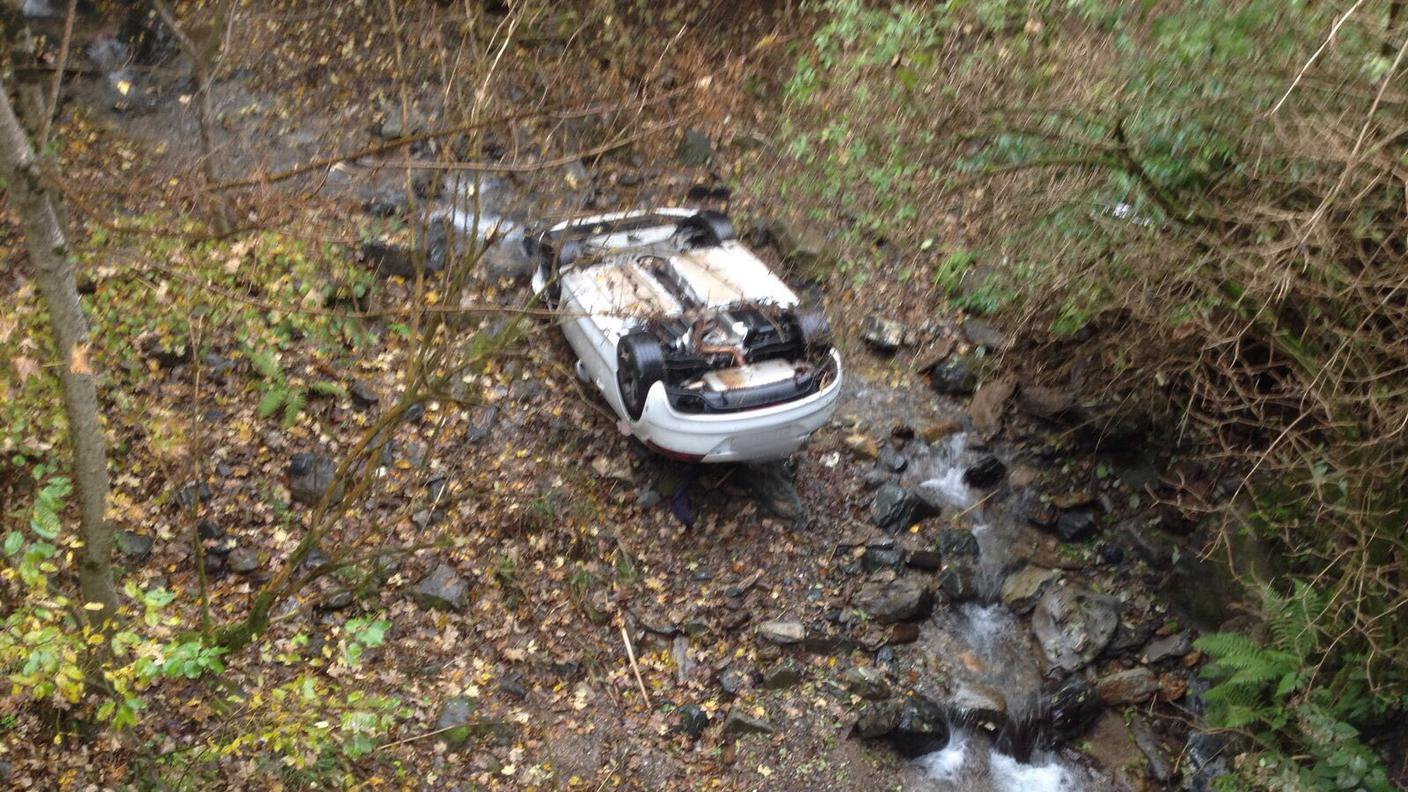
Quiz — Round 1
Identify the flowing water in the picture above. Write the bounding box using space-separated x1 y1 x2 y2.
907 433 1094 791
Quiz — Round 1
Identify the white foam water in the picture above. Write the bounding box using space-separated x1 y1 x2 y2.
917 433 972 510
917 730 1076 792
989 753 1073 792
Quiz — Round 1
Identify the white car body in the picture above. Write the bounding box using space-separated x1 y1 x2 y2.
531 209 842 462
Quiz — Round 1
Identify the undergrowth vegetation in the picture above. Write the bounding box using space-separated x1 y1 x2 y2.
761 0 1408 786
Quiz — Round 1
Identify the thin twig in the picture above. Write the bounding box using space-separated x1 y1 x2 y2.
620 625 650 706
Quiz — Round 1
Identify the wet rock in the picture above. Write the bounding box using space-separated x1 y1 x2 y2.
889 622 921 645
1032 584 1119 672
1053 509 1099 542
969 376 1015 437
227 547 260 574
891 694 949 756
762 661 803 690
963 456 1006 488
349 380 379 409
871 484 937 533
678 705 709 740
860 469 893 489
1045 674 1101 742
948 680 1007 730
676 128 712 166
1119 518 1177 569
928 355 978 395
918 417 964 444
1013 489 1058 528
361 193 405 218
854 578 933 624
1130 716 1174 783
906 550 944 571
999 565 1058 613
853 700 901 739
860 315 906 354
1096 667 1158 704
197 520 224 540
862 546 905 572
841 666 891 700
721 711 775 738
757 620 806 645
1141 632 1192 664
938 560 979 601
937 529 980 559
410 563 469 612
288 453 341 507
115 530 154 560
876 445 908 473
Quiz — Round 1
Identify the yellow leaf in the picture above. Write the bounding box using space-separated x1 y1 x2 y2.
69 343 92 376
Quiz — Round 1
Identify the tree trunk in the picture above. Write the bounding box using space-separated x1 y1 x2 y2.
0 76 118 622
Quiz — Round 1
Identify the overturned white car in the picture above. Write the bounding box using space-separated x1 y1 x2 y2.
530 209 842 462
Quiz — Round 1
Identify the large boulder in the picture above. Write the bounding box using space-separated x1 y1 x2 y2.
1032 584 1119 672
999 565 1058 613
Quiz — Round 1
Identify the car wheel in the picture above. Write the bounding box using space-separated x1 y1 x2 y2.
616 333 665 421
794 309 833 351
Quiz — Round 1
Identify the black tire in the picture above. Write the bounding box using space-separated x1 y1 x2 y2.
616 333 666 420
675 210 736 248
794 309 833 351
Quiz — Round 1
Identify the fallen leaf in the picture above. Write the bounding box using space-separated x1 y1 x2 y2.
69 343 92 376
13 356 39 384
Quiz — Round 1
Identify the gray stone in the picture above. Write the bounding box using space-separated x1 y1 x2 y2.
961 319 1004 350
1053 509 1100 542
999 565 1058 613
721 711 775 738
853 700 901 738
762 661 803 690
435 695 474 747
411 563 469 612
860 315 907 354
676 128 712 166
938 560 979 601
841 666 890 700
227 546 260 574
872 484 937 533
876 445 908 473
928 355 978 395
757 620 806 644
937 529 980 558
678 704 709 740
907 550 944 571
862 546 905 572
1032 584 1119 672
288 453 341 507
1130 716 1174 783
1142 632 1192 664
719 667 751 696
1096 667 1159 704
854 578 933 624
115 530 154 560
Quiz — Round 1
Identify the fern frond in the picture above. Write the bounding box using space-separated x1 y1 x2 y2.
248 349 283 381
256 388 286 418
281 390 306 426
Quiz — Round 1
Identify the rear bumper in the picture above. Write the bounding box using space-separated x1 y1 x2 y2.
632 350 843 462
